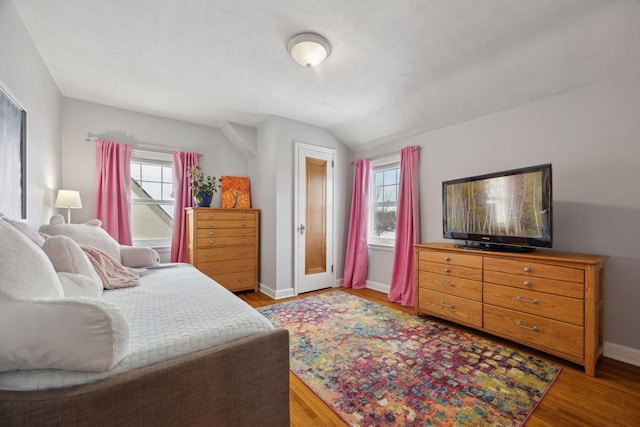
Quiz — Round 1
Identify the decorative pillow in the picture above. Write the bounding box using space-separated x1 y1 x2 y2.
0 218 63 300
57 272 102 298
0 295 130 372
0 215 46 247
120 246 161 268
43 235 102 287
39 218 121 262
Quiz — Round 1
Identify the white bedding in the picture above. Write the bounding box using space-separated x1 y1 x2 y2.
0 264 274 391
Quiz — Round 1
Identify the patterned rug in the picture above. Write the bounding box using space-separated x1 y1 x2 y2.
258 291 560 427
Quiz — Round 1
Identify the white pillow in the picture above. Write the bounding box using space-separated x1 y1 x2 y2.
43 235 102 287
57 272 102 298
0 218 63 300
0 295 130 372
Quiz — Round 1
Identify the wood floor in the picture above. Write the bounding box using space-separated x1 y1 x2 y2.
238 288 640 427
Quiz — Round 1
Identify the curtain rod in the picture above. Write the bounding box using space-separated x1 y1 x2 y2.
351 145 421 164
85 137 202 157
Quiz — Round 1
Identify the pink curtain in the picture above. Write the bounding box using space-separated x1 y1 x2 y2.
95 140 133 245
343 158 370 289
388 146 420 306
171 151 199 262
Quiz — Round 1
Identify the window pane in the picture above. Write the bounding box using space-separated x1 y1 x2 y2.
162 183 175 200
383 185 397 202
375 187 384 203
131 181 145 199
163 166 173 183
383 169 397 185
131 162 141 181
375 171 384 186
374 206 397 238
131 204 173 240
141 164 162 181
141 181 162 199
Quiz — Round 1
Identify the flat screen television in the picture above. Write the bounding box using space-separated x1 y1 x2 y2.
442 164 552 252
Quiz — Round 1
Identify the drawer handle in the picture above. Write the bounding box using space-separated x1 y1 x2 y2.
239 250 249 255
241 214 246 218
242 230 247 235
241 238 246 243
204 252 218 257
523 281 531 287
443 257 450 262
238 263 249 267
242 222 246 226
516 296 539 304
517 321 539 332
209 240 214 244
209 222 214 227
439 280 455 287
523 267 531 273
209 231 214 236
443 268 450 273
209 214 214 218
205 266 218 271
440 301 455 309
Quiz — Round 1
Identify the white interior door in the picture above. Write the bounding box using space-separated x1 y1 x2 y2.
295 143 335 294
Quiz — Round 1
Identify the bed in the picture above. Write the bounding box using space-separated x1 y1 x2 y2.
0 217 290 427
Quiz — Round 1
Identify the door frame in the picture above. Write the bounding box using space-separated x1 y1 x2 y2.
293 141 336 295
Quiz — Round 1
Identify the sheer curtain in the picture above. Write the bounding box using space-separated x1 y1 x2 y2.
343 158 370 289
94 140 133 245
171 151 199 262
388 146 420 306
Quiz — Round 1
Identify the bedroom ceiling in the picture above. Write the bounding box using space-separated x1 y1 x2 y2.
11 0 640 149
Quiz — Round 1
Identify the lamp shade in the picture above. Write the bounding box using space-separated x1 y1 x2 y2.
55 190 82 209
288 33 331 68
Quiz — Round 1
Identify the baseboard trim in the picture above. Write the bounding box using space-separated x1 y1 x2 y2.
603 341 640 367
365 280 390 294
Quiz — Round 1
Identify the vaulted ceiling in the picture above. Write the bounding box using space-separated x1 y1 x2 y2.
12 0 640 149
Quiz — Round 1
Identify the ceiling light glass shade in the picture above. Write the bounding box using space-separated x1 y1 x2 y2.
288 33 331 68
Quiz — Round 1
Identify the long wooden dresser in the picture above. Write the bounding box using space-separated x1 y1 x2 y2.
415 242 608 376
186 208 259 292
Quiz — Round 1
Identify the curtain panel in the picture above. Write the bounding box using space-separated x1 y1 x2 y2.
171 152 199 262
343 158 370 289
388 146 420 306
94 140 133 245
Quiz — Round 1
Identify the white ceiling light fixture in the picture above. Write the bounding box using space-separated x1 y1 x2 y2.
288 32 331 68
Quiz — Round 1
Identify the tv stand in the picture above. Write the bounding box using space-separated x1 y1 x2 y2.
455 242 535 253
415 242 608 376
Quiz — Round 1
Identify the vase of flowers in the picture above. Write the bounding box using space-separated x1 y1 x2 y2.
187 165 220 207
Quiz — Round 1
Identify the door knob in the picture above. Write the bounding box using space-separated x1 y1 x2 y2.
298 224 306 235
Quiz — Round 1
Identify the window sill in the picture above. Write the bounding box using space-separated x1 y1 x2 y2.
368 242 395 252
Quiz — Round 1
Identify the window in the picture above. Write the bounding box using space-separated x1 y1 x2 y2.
369 155 400 246
130 150 174 246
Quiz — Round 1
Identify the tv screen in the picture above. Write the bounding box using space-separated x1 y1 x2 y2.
443 164 552 251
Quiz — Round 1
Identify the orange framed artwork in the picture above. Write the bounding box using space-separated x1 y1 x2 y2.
221 176 251 208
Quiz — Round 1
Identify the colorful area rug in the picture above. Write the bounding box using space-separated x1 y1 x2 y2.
258 291 560 427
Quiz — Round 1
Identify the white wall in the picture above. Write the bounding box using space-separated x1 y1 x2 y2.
353 70 640 362
0 0 62 227
255 116 351 298
61 98 249 224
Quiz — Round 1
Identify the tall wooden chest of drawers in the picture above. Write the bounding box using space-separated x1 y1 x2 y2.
415 242 607 376
186 208 259 292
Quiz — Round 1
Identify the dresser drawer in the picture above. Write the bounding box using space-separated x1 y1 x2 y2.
195 210 256 221
196 219 256 229
419 250 482 269
196 246 255 263
419 272 482 301
484 257 584 283
419 290 482 328
197 259 256 276
419 261 482 281
484 283 583 325
484 270 583 298
197 235 256 247
484 305 584 358
196 228 255 238
211 271 256 291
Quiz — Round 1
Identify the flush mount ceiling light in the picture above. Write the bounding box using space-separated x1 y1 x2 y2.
288 32 331 68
